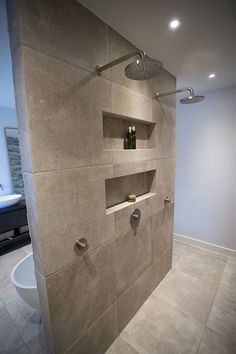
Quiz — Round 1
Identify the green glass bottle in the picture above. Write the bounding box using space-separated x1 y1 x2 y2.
131 126 136 149
127 127 132 149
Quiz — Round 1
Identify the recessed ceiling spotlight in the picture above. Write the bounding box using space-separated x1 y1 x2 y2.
208 73 215 79
169 19 181 30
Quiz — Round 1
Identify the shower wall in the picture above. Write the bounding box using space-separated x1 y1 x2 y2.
7 0 176 353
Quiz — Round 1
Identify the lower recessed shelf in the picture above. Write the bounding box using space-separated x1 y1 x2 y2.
106 192 156 215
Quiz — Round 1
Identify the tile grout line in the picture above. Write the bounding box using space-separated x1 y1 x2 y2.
4 303 30 351
23 156 176 176
203 254 236 346
204 255 228 325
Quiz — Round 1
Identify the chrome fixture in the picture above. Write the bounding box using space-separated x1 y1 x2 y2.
0 184 3 190
131 208 141 221
75 238 88 250
164 196 171 204
96 50 163 80
154 87 205 104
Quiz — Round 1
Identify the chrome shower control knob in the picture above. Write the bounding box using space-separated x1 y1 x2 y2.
131 208 141 221
164 196 171 203
75 238 88 250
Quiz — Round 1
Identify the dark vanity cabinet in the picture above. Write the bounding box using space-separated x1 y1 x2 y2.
0 201 30 254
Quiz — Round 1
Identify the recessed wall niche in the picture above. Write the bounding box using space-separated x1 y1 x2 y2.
105 169 156 210
103 112 156 150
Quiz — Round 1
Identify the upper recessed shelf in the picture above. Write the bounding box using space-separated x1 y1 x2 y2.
103 112 156 151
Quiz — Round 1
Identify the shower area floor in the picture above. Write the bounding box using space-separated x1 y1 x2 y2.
0 241 235 354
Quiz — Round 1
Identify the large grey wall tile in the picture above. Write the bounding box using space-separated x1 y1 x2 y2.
111 149 158 164
114 194 157 236
7 0 109 77
113 160 157 178
47 241 116 353
154 158 176 209
115 217 152 295
11 47 32 172
109 28 152 97
117 266 153 332
151 246 173 292
151 204 174 260
35 271 54 354
67 303 118 354
153 102 176 158
17 46 112 173
26 165 115 276
152 70 176 108
111 82 153 122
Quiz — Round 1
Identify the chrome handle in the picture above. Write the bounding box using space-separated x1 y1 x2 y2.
164 196 171 203
75 238 88 250
131 208 141 221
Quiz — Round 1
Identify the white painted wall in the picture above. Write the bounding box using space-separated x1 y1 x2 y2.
174 85 236 251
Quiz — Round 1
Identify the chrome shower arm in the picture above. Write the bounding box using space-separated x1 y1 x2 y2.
154 87 194 99
96 50 146 73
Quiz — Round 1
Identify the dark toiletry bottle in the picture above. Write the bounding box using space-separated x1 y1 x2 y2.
127 127 132 149
131 126 136 149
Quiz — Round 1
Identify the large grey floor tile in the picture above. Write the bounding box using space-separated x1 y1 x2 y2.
197 327 236 354
0 248 26 305
6 297 42 344
153 267 217 324
173 247 226 285
26 330 47 354
207 285 236 344
121 296 204 354
206 254 236 345
105 336 139 354
14 346 31 354
0 307 26 354
172 251 180 265
22 244 33 255
173 240 226 260
220 257 236 290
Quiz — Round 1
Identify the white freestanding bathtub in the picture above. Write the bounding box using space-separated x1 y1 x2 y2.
11 252 40 310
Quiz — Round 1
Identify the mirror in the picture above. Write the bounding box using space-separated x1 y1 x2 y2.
4 128 24 196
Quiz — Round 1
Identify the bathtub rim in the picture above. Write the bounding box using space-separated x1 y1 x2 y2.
11 252 37 290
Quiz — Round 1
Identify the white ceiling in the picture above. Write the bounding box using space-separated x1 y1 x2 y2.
80 0 236 93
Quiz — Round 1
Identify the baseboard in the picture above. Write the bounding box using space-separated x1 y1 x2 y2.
174 233 236 258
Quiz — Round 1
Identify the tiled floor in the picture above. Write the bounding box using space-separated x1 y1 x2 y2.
0 241 236 354
106 241 236 354
0 244 47 354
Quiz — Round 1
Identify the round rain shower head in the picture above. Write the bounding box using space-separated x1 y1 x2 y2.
180 95 205 104
125 57 163 80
